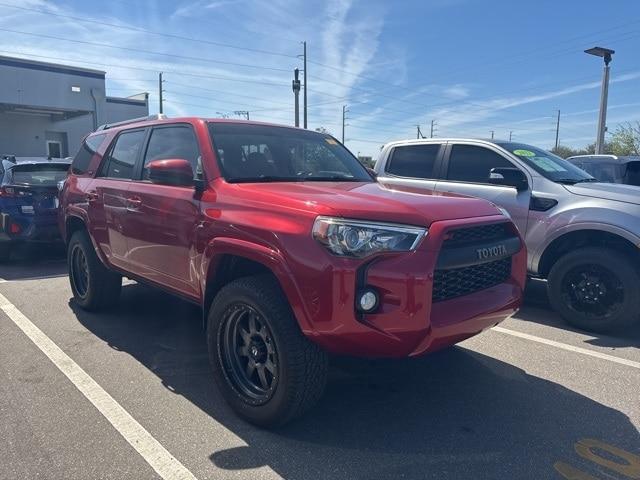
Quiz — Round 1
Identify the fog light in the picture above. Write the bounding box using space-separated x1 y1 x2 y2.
357 288 379 313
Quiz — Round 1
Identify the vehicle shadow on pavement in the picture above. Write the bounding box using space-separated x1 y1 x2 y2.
0 244 67 281
71 283 640 480
519 278 640 348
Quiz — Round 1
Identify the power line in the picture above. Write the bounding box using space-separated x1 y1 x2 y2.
0 2 297 59
0 49 290 87
0 27 292 73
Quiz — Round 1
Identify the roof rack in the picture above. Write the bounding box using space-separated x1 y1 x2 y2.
96 114 167 131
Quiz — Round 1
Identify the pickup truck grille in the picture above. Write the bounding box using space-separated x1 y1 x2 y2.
433 257 511 302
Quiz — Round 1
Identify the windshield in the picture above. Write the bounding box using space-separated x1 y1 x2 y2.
9 163 69 186
496 142 595 184
208 123 372 183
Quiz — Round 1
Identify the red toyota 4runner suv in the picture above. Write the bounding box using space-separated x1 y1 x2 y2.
59 116 526 427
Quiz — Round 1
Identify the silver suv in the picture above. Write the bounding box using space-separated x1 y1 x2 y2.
374 138 640 332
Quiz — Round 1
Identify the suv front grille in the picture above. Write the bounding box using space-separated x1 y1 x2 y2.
433 257 511 302
443 222 510 248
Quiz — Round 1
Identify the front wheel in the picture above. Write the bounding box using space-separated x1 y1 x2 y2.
207 275 328 428
547 247 640 333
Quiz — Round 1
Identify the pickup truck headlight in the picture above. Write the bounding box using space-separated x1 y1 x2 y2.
312 216 427 258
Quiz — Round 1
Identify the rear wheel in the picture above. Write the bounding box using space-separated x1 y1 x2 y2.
547 247 640 332
207 275 328 428
68 230 121 310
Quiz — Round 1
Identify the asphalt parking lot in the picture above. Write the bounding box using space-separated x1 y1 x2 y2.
1 248 638 480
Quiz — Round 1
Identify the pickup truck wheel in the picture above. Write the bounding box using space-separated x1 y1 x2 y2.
208 275 328 428
68 230 122 311
547 247 640 333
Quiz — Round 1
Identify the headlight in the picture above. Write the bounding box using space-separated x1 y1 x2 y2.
312 216 427 258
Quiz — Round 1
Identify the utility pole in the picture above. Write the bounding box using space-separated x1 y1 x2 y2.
490 130 494 140
555 110 561 149
509 131 513 141
292 68 301 127
585 47 615 154
234 111 250 120
430 119 437 138
342 105 349 143
158 72 164 114
303 41 307 129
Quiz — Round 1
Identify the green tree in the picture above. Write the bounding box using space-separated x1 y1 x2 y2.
609 122 640 156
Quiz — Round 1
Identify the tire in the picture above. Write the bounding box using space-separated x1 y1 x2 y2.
68 230 121 311
207 275 328 428
0 243 11 263
547 247 640 333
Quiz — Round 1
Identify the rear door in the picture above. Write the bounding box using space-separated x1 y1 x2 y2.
435 142 531 233
89 128 146 270
123 123 202 300
377 143 444 191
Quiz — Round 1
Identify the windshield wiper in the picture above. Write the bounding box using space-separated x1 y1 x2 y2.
228 176 294 183
300 176 365 182
555 178 599 184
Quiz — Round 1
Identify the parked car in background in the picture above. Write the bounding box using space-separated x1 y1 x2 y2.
566 154 640 186
0 156 70 261
375 138 640 333
59 116 526 427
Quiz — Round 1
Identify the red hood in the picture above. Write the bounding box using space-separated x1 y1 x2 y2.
225 181 500 226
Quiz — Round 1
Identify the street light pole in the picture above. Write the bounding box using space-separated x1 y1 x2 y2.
303 41 307 129
585 46 615 154
292 68 301 127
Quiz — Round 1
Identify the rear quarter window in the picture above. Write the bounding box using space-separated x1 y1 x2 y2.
72 134 107 175
386 144 441 179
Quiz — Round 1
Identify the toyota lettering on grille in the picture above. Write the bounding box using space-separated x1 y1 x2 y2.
476 244 508 260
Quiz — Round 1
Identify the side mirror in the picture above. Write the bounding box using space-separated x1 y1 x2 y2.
488 167 528 191
147 159 194 187
366 167 378 179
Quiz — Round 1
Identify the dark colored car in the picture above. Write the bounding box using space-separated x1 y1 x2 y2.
0 155 70 261
59 116 526 427
566 154 640 186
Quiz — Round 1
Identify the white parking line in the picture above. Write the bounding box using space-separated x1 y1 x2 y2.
0 292 199 480
493 326 640 370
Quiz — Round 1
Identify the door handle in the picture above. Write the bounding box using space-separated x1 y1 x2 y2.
86 191 98 203
126 196 142 212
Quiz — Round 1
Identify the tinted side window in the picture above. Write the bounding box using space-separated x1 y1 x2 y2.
386 144 441 179
447 145 514 183
101 130 145 180
72 134 106 175
143 126 200 179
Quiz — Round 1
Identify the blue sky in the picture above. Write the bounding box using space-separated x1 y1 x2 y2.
1 0 639 157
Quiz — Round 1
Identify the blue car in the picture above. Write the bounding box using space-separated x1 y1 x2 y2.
0 156 70 262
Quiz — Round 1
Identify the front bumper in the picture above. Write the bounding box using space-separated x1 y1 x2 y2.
293 215 527 358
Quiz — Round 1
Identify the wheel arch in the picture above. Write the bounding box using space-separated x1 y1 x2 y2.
201 238 313 334
536 227 640 278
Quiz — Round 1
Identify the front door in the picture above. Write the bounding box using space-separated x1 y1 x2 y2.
435 143 531 234
89 128 146 270
124 124 202 300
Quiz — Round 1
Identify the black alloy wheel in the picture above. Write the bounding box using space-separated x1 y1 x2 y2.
219 303 279 405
